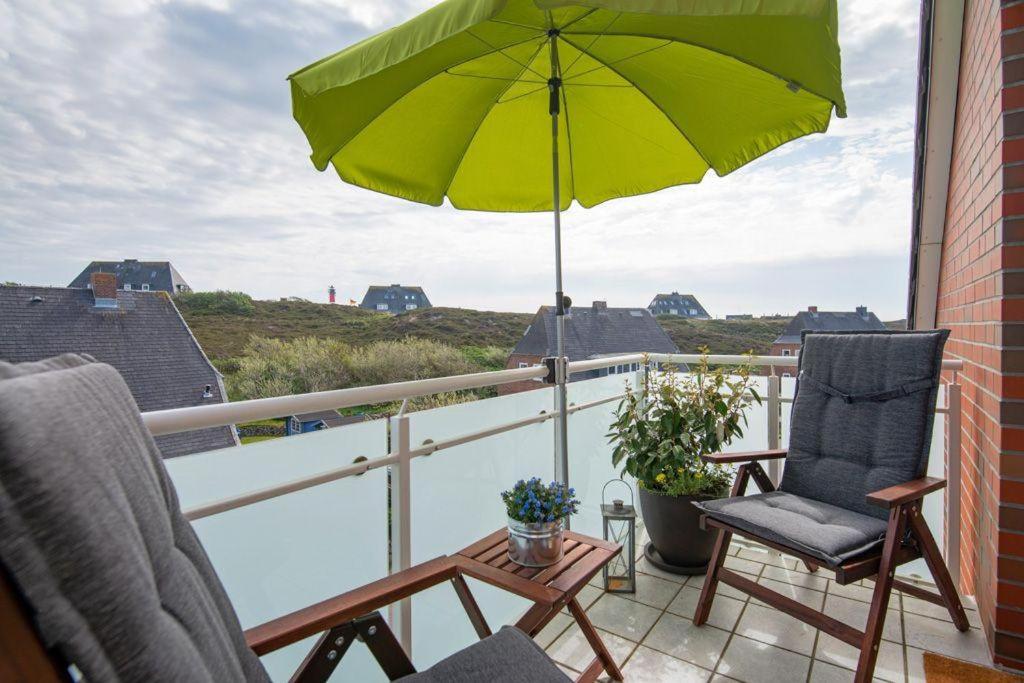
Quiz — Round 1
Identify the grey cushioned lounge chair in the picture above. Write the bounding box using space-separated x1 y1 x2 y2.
0 354 569 683
691 330 969 683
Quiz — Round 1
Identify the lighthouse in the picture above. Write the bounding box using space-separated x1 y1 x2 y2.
328 285 336 304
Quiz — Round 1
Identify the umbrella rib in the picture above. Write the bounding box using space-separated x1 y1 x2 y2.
441 39 549 200
495 83 549 105
559 85 577 204
565 31 839 110
559 12 622 80
558 8 599 32
444 71 547 84
488 18 548 32
562 41 671 84
466 29 548 81
559 35 716 172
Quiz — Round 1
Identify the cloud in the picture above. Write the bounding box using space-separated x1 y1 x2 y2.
0 0 921 320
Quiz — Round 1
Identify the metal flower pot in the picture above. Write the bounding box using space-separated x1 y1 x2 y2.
507 517 564 567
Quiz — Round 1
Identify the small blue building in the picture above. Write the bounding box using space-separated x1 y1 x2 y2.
285 410 345 436
286 410 370 436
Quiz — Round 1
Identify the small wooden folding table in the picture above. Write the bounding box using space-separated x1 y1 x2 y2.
450 529 624 683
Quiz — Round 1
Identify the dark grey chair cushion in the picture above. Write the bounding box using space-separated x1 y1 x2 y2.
695 491 890 565
780 330 948 520
0 355 270 682
399 627 570 683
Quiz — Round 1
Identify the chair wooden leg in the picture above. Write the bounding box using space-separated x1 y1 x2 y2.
451 574 492 639
694 528 731 626
695 465 749 626
907 503 970 631
567 598 623 681
854 506 905 683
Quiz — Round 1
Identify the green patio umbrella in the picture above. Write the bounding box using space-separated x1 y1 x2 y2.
289 0 846 487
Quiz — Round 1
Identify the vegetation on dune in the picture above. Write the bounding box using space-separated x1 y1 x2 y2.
177 290 256 316
230 335 484 410
178 296 533 360
656 317 788 356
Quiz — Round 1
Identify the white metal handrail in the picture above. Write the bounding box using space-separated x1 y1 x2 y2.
143 352 964 436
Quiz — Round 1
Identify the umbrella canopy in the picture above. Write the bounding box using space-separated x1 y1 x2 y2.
289 0 846 212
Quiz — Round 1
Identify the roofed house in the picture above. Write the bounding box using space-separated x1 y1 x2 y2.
359 284 431 314
500 301 680 394
0 274 235 457
770 305 886 375
285 410 368 436
69 259 192 295
647 292 710 319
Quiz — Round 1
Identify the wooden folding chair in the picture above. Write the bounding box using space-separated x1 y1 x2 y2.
692 330 968 683
0 355 572 682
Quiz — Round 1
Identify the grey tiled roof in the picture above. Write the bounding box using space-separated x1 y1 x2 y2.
0 286 235 458
774 309 888 344
68 260 191 295
511 305 680 360
359 284 431 314
647 292 711 319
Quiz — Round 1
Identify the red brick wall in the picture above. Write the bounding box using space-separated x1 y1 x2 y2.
497 354 544 395
936 0 1024 667
767 342 800 377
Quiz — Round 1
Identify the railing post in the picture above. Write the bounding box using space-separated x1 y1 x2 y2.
388 415 413 655
946 381 962 589
766 374 782 487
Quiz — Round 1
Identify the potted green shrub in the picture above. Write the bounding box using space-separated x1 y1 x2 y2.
501 478 580 567
607 352 760 574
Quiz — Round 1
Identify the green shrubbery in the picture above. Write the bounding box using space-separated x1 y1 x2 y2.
460 345 509 371
230 335 478 401
177 290 256 316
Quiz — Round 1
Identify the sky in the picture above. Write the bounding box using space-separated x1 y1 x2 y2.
0 0 922 319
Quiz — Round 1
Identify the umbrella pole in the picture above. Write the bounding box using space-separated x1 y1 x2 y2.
548 31 570 511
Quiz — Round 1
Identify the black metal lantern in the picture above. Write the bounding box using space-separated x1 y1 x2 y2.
601 480 637 593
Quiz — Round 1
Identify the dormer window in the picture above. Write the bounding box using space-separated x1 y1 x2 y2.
141 284 150 291
376 303 388 311
123 284 132 291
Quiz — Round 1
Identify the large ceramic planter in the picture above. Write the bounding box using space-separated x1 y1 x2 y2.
507 517 564 567
638 486 719 575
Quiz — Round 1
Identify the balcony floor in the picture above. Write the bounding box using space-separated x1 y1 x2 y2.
535 536 989 682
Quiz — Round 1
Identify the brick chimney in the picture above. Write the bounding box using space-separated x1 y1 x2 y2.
807 305 818 315
592 300 607 310
856 305 868 318
90 272 118 308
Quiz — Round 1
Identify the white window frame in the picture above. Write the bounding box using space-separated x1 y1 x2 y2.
123 284 132 291
518 362 528 369
405 303 417 310
782 349 791 356
141 284 150 291
376 303 389 311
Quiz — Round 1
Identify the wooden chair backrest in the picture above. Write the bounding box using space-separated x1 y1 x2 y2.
0 568 68 682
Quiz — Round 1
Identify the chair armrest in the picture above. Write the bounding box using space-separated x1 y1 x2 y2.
866 477 946 509
244 555 456 655
701 449 787 464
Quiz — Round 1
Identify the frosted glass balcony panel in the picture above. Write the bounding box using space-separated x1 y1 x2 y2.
567 373 636 537
167 421 389 682
405 388 554 670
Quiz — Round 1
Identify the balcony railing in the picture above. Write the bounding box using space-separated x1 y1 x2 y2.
143 353 963 680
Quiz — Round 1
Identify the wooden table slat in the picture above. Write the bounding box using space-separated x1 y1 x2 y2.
549 547 617 594
476 542 509 565
459 529 507 559
532 543 596 585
